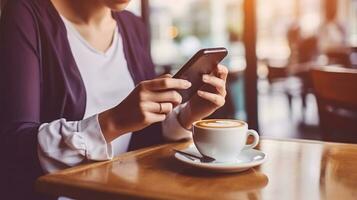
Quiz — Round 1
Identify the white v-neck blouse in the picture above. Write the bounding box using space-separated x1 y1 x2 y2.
62 17 135 157
37 17 191 173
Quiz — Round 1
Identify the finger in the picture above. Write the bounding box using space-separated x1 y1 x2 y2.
202 74 226 96
143 78 191 91
158 73 173 78
161 102 173 114
143 112 167 124
148 90 183 105
197 90 225 107
216 64 229 81
156 102 173 114
140 101 173 114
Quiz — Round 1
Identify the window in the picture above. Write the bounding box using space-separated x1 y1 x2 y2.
148 0 247 118
148 0 245 73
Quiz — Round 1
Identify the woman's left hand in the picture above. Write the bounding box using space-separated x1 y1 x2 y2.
178 64 229 129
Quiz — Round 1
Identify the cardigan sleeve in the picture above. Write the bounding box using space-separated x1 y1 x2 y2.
0 1 48 198
162 103 192 141
37 114 113 173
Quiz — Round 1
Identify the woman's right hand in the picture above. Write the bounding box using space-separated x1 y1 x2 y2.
98 75 191 142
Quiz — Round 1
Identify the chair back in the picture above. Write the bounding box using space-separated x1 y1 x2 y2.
311 66 357 141
267 65 288 84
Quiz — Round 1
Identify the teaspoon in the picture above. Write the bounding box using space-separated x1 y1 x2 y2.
173 149 215 163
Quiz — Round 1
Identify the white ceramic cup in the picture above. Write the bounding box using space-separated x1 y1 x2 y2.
192 119 259 162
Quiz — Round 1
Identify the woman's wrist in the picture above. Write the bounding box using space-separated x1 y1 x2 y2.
178 104 199 130
98 109 123 143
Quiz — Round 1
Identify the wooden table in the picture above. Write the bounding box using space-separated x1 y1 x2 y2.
36 138 357 200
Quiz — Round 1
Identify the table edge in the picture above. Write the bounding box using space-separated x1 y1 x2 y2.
35 138 357 199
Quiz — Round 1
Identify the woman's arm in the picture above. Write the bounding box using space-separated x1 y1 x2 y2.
0 1 46 198
98 74 192 142
0 1 116 197
37 115 115 173
37 75 193 173
161 103 192 141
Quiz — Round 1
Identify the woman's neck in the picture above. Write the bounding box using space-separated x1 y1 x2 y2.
51 0 112 26
50 0 117 53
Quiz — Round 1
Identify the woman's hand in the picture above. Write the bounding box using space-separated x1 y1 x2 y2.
178 64 229 129
99 75 191 142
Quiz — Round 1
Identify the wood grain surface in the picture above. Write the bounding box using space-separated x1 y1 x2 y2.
36 138 357 200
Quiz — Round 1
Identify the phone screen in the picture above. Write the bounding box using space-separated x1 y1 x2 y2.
173 48 227 103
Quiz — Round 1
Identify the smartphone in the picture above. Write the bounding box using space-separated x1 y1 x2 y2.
173 47 228 103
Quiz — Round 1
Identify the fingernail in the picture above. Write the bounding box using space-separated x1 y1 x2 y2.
197 90 203 96
184 81 192 87
218 65 226 72
202 75 208 82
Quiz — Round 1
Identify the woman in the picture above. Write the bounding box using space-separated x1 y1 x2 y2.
0 0 228 199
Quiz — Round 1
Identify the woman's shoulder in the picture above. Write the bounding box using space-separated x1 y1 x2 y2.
0 0 41 41
114 10 143 23
113 10 147 33
112 10 148 44
2 0 42 13
3 0 33 8
1 0 49 24
1 0 31 17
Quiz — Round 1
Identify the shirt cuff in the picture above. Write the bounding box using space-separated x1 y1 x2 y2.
162 103 192 141
79 114 113 160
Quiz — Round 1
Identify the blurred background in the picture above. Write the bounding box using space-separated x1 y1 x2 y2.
125 0 357 143
1 0 357 142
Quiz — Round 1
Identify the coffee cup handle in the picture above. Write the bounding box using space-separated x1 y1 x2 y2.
243 130 259 150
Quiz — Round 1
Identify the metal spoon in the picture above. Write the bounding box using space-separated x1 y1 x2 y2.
173 149 216 163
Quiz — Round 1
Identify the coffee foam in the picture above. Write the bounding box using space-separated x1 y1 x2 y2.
195 119 245 128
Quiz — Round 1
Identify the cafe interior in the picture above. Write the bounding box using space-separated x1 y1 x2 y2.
1 0 357 199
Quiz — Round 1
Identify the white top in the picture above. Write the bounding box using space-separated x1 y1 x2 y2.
37 17 191 173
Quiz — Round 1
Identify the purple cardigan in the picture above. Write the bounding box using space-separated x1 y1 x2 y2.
0 0 164 199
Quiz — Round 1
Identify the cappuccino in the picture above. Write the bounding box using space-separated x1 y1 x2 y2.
192 119 259 162
194 119 245 128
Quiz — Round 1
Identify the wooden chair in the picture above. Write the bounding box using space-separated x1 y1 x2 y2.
311 66 357 142
266 64 310 117
266 65 294 109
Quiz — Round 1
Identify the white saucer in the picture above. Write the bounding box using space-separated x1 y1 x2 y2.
174 145 267 173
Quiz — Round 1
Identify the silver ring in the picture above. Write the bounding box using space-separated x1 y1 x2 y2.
159 103 163 114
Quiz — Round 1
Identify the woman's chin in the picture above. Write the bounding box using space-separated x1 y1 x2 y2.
106 1 130 11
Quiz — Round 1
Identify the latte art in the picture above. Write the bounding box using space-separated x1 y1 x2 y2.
195 119 244 128
192 118 259 162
